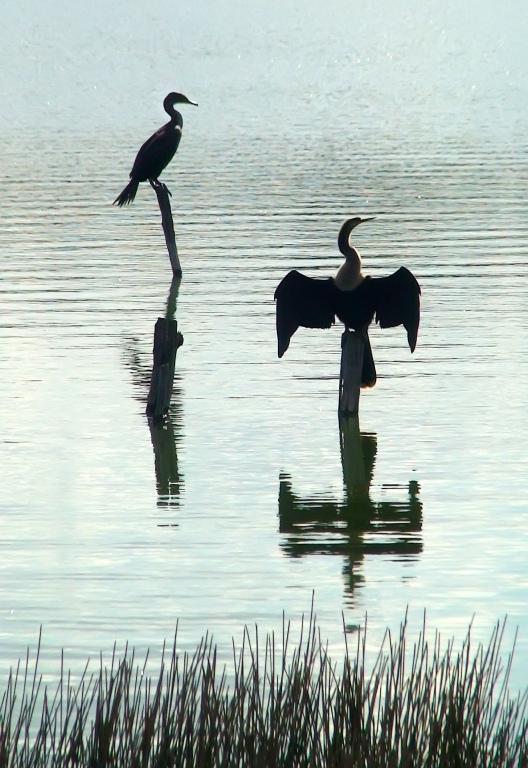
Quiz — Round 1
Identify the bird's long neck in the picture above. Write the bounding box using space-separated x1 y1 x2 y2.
335 224 363 291
164 101 183 126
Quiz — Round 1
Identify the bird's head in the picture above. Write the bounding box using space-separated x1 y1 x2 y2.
164 92 198 109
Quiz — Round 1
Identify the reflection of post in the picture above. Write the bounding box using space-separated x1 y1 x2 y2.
339 415 367 493
165 277 181 322
278 423 422 600
146 319 184 420
148 417 181 507
149 180 182 277
339 330 364 417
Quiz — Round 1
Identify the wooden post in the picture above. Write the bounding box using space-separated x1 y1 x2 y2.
149 179 182 278
146 318 184 420
338 330 365 417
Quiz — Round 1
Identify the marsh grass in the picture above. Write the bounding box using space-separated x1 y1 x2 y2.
1 611 527 767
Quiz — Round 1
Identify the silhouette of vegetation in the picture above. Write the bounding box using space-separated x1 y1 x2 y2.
1 611 527 767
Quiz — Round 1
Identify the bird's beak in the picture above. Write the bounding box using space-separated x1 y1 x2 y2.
346 216 376 232
188 99 198 106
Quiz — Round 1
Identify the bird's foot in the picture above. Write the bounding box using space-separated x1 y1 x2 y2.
149 178 172 197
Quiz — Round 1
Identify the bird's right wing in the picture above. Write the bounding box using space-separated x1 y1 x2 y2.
369 266 421 352
132 124 182 180
274 270 336 358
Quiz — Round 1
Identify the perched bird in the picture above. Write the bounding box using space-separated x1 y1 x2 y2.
274 217 421 386
113 92 198 207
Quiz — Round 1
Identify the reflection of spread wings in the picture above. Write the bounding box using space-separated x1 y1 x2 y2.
274 267 421 360
278 473 423 562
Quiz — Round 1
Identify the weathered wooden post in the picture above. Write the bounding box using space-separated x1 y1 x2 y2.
149 179 182 278
145 279 183 420
338 330 365 417
146 318 184 420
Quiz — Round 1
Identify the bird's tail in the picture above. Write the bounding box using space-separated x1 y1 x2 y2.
361 332 377 388
113 178 140 207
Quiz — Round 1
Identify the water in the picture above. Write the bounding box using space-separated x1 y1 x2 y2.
1 0 528 689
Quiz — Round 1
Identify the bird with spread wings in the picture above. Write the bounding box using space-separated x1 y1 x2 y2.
274 217 421 387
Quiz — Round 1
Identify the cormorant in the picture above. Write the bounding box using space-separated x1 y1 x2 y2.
113 92 198 207
274 217 421 386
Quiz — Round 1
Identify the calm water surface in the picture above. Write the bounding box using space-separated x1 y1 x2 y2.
1 0 528 688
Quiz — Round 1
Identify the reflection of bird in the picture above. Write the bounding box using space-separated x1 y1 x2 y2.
113 92 198 207
274 217 421 386
278 472 423 560
278 420 422 599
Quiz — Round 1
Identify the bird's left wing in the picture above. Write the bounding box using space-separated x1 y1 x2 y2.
132 125 182 180
274 270 337 358
368 266 421 352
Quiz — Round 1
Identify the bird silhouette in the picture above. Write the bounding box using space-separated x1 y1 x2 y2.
113 92 197 207
274 217 421 386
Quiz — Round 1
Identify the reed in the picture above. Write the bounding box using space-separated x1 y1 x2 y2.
1 611 527 768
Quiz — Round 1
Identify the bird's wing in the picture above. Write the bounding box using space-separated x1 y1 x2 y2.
131 124 182 180
274 270 336 357
366 267 421 352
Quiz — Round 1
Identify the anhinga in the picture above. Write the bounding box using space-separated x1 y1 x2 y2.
274 217 421 387
113 92 198 207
